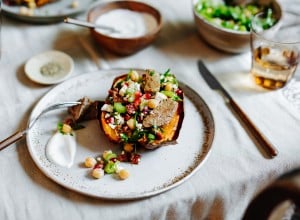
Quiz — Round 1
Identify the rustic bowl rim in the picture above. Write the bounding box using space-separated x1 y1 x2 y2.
87 0 162 41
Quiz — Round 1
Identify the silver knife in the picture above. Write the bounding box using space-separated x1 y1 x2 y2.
197 60 278 158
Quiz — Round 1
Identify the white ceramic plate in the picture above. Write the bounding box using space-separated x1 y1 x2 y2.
26 69 215 200
25 50 74 85
2 0 95 23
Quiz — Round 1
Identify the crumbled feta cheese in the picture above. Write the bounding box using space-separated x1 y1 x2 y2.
128 81 140 90
101 104 113 112
109 124 116 129
127 80 134 87
136 123 143 130
119 85 128 96
133 82 141 91
165 76 174 82
71 0 79 8
155 92 167 101
115 114 125 125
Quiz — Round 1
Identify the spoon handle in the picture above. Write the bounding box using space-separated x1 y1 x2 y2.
0 131 25 151
64 17 95 28
64 17 118 32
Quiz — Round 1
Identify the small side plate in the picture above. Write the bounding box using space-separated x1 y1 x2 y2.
25 50 74 85
2 0 96 23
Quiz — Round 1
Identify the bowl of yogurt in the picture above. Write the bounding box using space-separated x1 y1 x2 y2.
87 1 162 56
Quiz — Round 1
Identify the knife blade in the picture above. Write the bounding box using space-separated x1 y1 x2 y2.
197 60 278 158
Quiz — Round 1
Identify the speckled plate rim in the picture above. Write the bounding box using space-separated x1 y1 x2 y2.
26 69 215 200
2 0 96 23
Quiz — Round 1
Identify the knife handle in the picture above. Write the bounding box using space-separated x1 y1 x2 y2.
228 99 278 158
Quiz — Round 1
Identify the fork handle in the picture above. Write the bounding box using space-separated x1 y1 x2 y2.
0 131 25 151
228 99 278 158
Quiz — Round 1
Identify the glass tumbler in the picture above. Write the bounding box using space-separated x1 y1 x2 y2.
250 12 300 90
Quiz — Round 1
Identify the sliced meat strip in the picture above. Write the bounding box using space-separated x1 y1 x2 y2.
142 98 178 128
68 97 103 122
143 70 161 93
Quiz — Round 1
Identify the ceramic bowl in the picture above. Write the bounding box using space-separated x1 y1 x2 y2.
192 0 282 53
87 1 162 56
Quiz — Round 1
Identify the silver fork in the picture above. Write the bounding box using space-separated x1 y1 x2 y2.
0 101 81 151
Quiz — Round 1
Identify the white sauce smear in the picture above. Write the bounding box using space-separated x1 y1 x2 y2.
95 9 158 38
46 132 76 168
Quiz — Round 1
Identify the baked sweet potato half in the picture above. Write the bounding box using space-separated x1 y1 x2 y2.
100 69 184 150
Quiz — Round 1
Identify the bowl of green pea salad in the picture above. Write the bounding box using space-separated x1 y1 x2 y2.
193 0 282 53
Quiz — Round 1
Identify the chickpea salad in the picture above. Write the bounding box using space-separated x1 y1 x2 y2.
100 69 184 149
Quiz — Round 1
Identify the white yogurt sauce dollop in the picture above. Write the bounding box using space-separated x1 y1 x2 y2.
95 9 157 38
46 132 76 168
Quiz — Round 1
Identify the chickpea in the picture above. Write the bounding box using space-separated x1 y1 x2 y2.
147 99 159 109
96 157 102 162
27 9 35 16
85 157 97 168
19 7 30 16
62 123 72 134
92 168 104 179
103 150 112 159
71 0 79 8
130 70 139 82
164 82 173 91
126 118 135 130
123 143 134 152
118 169 130 180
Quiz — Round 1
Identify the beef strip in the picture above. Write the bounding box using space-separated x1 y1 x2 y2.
142 98 178 128
68 97 103 122
143 70 161 93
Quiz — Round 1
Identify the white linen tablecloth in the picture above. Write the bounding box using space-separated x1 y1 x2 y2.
0 0 300 219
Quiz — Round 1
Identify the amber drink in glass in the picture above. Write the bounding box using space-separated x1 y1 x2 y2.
250 12 300 90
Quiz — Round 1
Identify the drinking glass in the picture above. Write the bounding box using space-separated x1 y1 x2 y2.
250 12 300 90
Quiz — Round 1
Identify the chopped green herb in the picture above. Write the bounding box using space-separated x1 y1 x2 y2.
57 122 74 136
120 133 129 142
163 69 171 76
147 133 156 141
149 70 155 76
57 122 64 134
